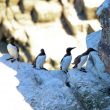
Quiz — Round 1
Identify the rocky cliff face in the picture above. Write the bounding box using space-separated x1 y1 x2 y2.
1 0 110 110
97 0 110 73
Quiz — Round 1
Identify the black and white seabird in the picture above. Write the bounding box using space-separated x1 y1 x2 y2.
60 47 76 73
7 37 19 62
72 48 97 72
33 49 46 70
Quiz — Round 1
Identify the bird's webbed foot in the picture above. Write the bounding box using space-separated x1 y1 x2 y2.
11 59 16 63
63 70 68 74
79 68 87 73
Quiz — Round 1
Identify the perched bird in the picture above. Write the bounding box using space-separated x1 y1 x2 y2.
60 47 76 73
7 37 19 63
33 49 46 70
72 48 97 72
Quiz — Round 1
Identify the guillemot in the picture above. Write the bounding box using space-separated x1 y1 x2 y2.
33 49 47 70
6 37 19 62
60 47 76 73
72 48 97 72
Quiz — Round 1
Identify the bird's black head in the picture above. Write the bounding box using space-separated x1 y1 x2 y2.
87 48 97 52
40 48 45 54
85 48 97 55
82 48 97 56
66 47 76 54
7 37 15 44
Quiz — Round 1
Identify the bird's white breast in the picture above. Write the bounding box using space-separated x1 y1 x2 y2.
61 55 72 71
77 55 88 69
36 55 46 68
7 44 18 59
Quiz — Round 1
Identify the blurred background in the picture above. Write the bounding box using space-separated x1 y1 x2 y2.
0 0 104 69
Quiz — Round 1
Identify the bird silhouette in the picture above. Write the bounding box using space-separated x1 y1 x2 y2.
7 37 19 63
33 49 47 70
60 47 76 73
72 48 97 72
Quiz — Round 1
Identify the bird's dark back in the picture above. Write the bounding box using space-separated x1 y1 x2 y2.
73 55 81 64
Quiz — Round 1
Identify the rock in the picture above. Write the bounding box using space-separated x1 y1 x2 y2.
46 0 59 1
14 13 33 25
62 3 88 35
87 19 101 34
24 69 83 110
0 27 3 40
31 1 62 22
6 7 14 20
74 0 85 18
63 4 80 35
68 69 110 110
0 54 83 110
96 0 110 17
9 6 33 25
83 0 104 19
11 29 28 44
6 0 20 6
60 0 70 7
1 48 110 110
1 19 22 38
19 0 35 13
67 28 110 110
86 30 101 50
97 0 110 73
86 30 110 83
0 55 33 110
1 19 14 37
0 0 6 2
0 2 6 22
10 5 21 15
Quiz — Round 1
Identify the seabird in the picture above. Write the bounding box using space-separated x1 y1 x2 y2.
60 47 76 73
7 37 19 62
33 49 47 70
72 48 97 72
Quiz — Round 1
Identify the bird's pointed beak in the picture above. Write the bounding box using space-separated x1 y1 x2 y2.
69 47 76 51
71 47 76 50
93 49 97 52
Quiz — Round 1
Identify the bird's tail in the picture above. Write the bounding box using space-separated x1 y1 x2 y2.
33 64 36 68
32 62 36 68
72 61 75 64
72 62 77 68
73 65 77 68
